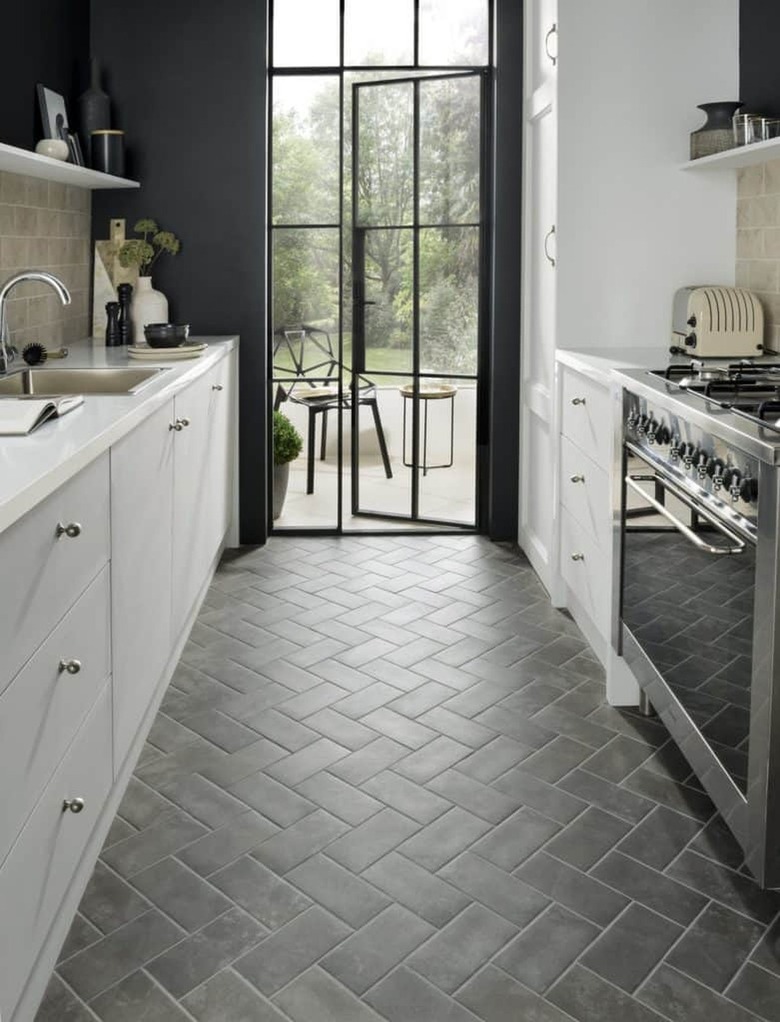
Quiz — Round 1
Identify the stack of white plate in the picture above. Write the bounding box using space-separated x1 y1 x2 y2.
127 343 208 361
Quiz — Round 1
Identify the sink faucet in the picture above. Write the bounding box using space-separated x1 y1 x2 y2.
0 271 71 374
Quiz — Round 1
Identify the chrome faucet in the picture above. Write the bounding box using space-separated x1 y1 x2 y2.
0 271 71 374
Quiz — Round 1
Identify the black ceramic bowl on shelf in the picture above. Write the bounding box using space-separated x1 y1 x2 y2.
143 323 190 348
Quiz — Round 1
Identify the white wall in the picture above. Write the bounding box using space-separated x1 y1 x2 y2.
556 0 739 351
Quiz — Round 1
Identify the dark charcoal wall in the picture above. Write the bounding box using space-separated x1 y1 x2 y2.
0 1 89 149
740 1 780 113
91 0 268 544
488 0 522 540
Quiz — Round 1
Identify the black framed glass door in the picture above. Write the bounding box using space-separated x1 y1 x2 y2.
350 71 485 526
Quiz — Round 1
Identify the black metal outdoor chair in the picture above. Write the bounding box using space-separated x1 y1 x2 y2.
273 325 393 495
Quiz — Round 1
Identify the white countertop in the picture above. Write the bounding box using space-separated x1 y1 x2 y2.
556 346 670 386
0 337 238 534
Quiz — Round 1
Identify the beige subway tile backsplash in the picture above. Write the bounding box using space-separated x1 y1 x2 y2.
0 170 90 347
736 162 780 349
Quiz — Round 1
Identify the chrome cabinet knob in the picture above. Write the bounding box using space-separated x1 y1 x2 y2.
59 658 82 675
169 418 190 431
571 553 585 561
179 417 191 427
62 797 85 814
56 521 81 538
212 384 223 391
570 474 585 484
571 397 586 406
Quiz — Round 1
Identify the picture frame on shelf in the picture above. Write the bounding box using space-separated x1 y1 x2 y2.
37 84 70 142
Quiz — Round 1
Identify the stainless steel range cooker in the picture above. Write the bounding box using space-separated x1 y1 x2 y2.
613 359 780 887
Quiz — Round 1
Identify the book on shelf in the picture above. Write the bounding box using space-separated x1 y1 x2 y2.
0 395 84 436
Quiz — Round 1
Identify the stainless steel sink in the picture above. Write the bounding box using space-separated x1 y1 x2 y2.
0 367 166 396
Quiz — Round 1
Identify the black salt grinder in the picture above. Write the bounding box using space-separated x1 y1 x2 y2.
105 301 121 346
117 283 133 345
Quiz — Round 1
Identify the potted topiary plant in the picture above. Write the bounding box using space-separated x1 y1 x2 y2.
273 410 303 519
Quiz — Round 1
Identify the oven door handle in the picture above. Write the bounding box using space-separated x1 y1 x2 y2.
625 474 746 556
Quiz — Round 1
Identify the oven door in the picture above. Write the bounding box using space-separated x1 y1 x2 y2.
620 445 756 849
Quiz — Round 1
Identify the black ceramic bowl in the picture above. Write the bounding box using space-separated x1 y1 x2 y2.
144 323 190 348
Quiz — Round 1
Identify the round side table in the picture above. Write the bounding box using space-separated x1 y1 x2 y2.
399 382 457 475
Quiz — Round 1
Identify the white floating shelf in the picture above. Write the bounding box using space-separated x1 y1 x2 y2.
681 136 780 172
0 141 139 190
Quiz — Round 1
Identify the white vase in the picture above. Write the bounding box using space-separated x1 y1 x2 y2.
131 276 169 343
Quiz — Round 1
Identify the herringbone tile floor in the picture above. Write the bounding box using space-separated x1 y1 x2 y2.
36 536 780 1022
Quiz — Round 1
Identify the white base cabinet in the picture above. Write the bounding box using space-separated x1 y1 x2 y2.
2 345 237 1022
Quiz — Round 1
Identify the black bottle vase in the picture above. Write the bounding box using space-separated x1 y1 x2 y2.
78 58 111 167
690 102 743 160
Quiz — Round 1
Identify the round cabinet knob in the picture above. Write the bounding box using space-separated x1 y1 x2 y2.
59 658 82 675
56 522 82 539
571 397 586 406
169 419 186 431
212 384 224 392
570 474 585 484
62 797 85 814
571 553 585 561
179 417 191 428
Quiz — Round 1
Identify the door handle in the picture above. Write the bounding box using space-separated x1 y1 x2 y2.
545 23 558 67
544 226 556 267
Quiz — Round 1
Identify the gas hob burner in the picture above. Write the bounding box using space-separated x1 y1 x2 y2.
651 358 780 429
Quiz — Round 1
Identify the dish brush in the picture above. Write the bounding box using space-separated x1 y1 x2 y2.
22 343 69 366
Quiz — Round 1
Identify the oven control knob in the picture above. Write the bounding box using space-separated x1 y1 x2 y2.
655 424 671 445
687 315 697 328
739 477 758 503
685 332 697 348
707 459 726 486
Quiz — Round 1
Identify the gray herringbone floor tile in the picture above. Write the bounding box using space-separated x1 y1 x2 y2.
37 536 780 1022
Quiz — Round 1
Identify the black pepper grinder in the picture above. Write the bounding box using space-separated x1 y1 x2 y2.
105 301 120 346
117 283 133 345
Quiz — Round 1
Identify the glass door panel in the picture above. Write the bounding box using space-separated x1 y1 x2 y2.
352 72 483 525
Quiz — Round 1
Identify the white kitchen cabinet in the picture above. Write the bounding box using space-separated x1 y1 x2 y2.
172 359 231 637
0 339 237 1022
0 453 109 691
0 567 110 868
0 683 112 1022
111 400 175 772
519 0 558 591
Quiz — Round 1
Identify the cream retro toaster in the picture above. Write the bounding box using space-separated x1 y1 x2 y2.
672 286 767 357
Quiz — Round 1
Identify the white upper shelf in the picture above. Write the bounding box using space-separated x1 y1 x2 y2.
681 136 780 172
0 141 139 190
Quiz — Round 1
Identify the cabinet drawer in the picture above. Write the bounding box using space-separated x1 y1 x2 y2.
561 368 612 467
560 435 611 551
560 507 611 636
0 684 112 1021
0 454 110 690
0 567 110 868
